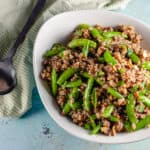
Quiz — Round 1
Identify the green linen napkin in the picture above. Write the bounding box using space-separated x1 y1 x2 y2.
0 0 131 117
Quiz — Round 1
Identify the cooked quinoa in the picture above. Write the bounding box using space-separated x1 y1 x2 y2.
41 24 150 136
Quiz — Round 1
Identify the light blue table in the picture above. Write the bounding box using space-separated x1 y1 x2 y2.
0 0 150 149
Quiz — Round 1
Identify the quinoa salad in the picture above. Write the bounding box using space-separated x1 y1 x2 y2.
41 24 150 136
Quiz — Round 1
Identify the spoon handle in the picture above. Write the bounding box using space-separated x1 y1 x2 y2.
5 0 46 59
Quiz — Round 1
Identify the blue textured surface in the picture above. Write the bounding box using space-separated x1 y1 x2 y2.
0 0 150 149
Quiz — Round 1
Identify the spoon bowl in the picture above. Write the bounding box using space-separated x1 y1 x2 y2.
0 59 16 95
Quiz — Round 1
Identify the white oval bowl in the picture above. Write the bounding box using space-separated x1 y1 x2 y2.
33 10 150 144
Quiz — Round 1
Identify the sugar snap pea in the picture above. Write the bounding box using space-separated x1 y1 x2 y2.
91 124 101 134
62 79 82 88
102 104 114 118
103 31 122 38
104 50 117 65
68 38 97 49
136 115 150 130
107 87 123 99
127 49 139 64
126 94 138 124
138 94 150 107
51 69 57 96
90 27 104 41
142 61 150 70
57 68 79 85
91 88 97 109
44 43 66 57
82 40 90 57
83 77 94 111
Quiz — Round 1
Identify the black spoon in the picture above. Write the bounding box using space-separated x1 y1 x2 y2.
0 0 46 95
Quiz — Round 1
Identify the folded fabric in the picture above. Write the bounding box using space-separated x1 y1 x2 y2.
0 0 131 117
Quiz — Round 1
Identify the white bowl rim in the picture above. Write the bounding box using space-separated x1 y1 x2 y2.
33 9 150 144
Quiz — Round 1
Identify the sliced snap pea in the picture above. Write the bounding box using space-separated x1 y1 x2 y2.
78 24 90 29
83 77 94 111
107 87 123 99
63 88 79 114
84 123 91 130
103 31 122 38
97 70 105 76
91 124 101 134
82 40 90 57
89 115 96 128
138 94 150 107
62 79 82 88
68 38 97 49
80 72 91 79
57 68 79 85
97 57 105 63
126 94 138 124
104 50 117 65
118 68 125 74
136 115 150 130
109 116 119 122
102 104 114 118
95 78 103 86
91 88 97 109
90 27 104 41
51 69 57 96
117 80 125 87
62 102 71 114
142 61 150 70
124 121 133 132
44 43 66 57
127 49 139 64
130 85 138 93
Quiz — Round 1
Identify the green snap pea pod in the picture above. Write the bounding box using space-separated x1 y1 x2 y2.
130 85 138 93
83 77 94 111
97 70 105 76
62 102 71 115
80 72 102 86
44 43 66 57
84 123 91 130
107 87 123 99
127 49 139 64
82 40 90 57
78 24 90 29
63 88 79 114
136 115 150 130
117 80 125 87
126 94 138 124
104 50 117 65
68 38 97 49
102 104 114 118
97 57 105 63
142 61 150 70
91 88 97 109
90 27 104 41
62 79 82 88
138 94 150 107
109 116 119 122
124 121 133 132
103 31 122 38
118 68 126 74
57 68 79 85
89 115 96 128
95 78 103 86
51 69 57 96
80 72 91 78
91 124 101 134
71 101 82 110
